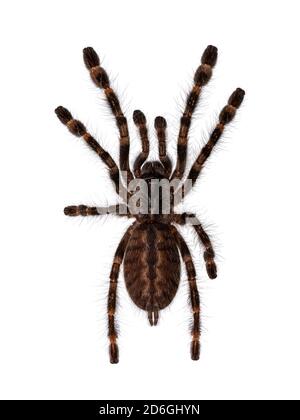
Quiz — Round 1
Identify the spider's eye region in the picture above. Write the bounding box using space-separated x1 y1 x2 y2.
140 161 166 180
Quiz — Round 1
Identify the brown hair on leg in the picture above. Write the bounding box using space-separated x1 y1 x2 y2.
188 88 245 185
154 116 172 178
171 213 217 279
107 222 137 363
133 110 150 177
64 204 133 218
171 45 218 182
170 225 201 360
55 106 127 198
83 47 134 184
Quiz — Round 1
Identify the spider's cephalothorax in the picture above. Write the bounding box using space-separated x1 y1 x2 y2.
55 46 245 363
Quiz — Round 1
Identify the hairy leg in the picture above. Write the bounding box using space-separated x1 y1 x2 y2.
108 222 137 363
170 225 201 360
132 110 150 177
64 204 133 218
188 88 245 186
83 47 134 183
171 45 218 182
171 213 217 279
55 106 128 198
154 116 172 178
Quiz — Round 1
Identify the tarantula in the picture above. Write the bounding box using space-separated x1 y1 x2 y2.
55 45 245 363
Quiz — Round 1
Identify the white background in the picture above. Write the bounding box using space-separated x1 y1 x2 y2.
0 0 299 400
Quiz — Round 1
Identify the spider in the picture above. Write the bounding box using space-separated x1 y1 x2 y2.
55 45 245 364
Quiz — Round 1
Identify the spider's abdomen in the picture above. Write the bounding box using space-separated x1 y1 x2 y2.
124 223 180 323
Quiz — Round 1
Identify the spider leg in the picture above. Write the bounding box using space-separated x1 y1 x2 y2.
55 106 128 199
170 225 201 360
132 110 149 177
83 47 134 184
154 116 172 178
64 204 132 218
108 222 137 364
171 45 218 182
188 88 245 186
171 213 217 279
